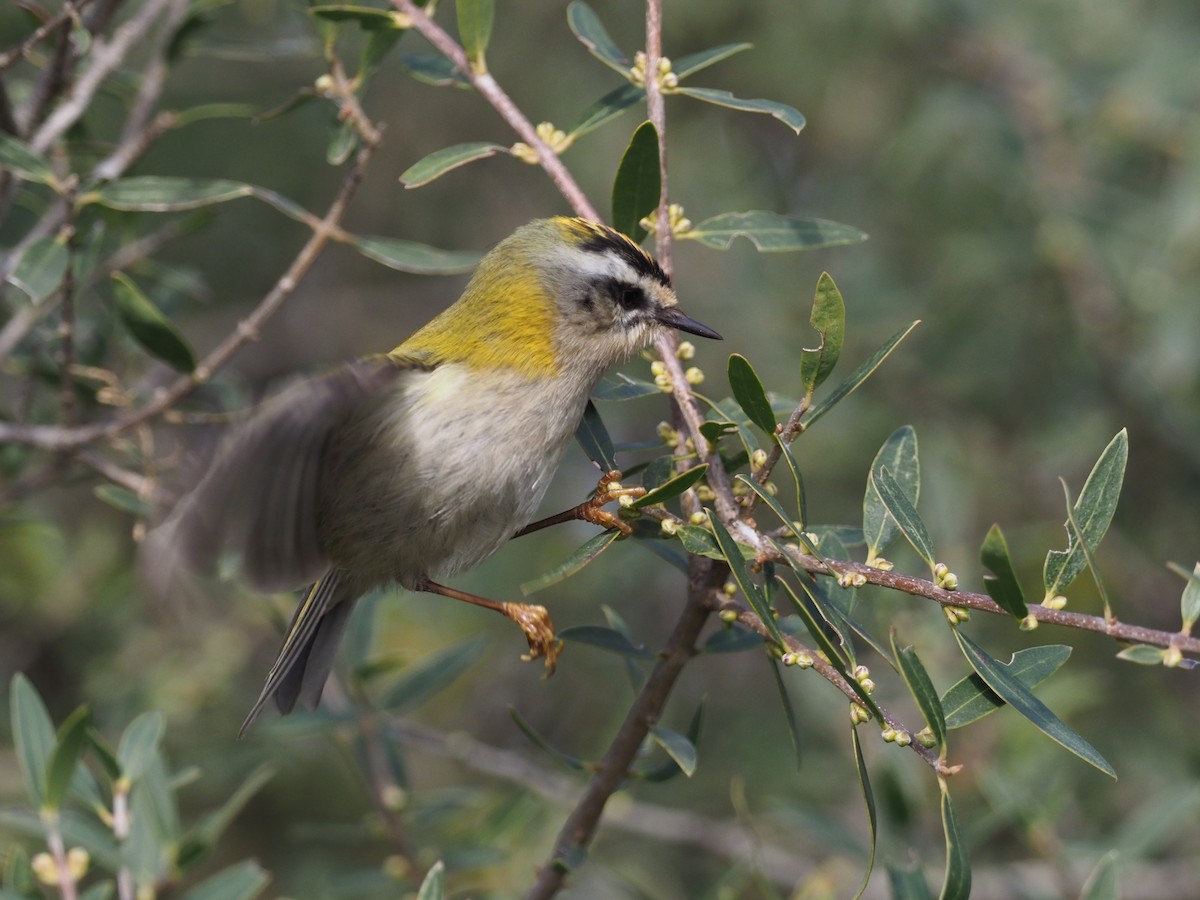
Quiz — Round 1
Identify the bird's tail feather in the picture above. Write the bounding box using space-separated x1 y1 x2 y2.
239 569 358 736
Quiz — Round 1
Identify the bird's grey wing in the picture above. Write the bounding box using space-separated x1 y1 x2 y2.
152 356 406 592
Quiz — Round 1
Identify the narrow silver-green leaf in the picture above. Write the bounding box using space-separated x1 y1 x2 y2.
567 83 645 140
1115 644 1165 666
980 524 1028 618
805 321 920 428
1043 429 1128 598
863 426 919 560
566 0 629 75
941 645 1071 728
11 675 58 808
673 43 752 79
353 236 480 274
631 464 707 509
871 466 935 569
681 210 866 252
575 399 617 471
775 579 850 673
359 26 402 82
593 373 659 401
509 706 586 771
521 530 620 595
768 659 802 770
648 726 698 778
309 5 403 28
677 524 725 560
88 177 254 211
736 476 807 550
7 236 69 303
954 631 1115 778
673 87 805 133
457 0 494 71
611 121 660 240
44 706 92 812
887 860 933 899
1170 561 1200 635
400 142 506 188
181 860 269 900
850 729 877 900
111 272 196 372
558 624 653 659
416 861 446 900
800 272 845 395
0 134 58 185
117 711 165 781
775 437 807 528
938 784 971 900
891 633 946 749
1080 850 1120 900
707 511 784 648
380 636 485 711
326 119 356 165
180 764 273 864
728 353 776 433
401 52 471 88
93 484 151 517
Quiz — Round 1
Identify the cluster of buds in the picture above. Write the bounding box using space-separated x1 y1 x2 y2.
688 510 707 526
849 702 870 725
684 366 705 386
867 555 894 572
853 664 876 694
1019 614 1039 631
656 420 681 449
916 726 938 749
675 340 695 361
629 51 678 90
639 202 693 236
660 517 679 536
838 570 868 588
944 605 971 625
510 121 572 163
1043 594 1068 610
781 649 815 668
933 562 959 591
32 848 89 886
750 448 769 473
649 359 673 392
881 726 913 747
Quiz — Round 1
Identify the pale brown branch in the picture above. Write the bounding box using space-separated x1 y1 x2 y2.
0 1 92 73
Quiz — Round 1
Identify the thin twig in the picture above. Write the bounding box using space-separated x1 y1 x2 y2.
0 1 92 73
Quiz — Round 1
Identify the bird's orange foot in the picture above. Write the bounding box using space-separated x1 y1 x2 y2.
502 600 562 675
578 470 646 536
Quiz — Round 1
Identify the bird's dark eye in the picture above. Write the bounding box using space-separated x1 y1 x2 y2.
615 283 646 311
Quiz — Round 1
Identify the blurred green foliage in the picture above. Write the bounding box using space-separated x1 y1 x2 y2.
2 1 1199 898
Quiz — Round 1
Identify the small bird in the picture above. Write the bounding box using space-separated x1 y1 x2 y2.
153 217 720 733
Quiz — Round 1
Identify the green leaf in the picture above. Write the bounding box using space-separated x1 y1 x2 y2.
728 354 776 433
707 512 784 648
575 400 617 471
1043 429 1128 598
10 674 56 808
805 321 920 428
566 1 629 75
353 236 480 274
1115 644 1165 666
521 530 620 595
862 426 919 560
768 659 802 770
94 484 151 517
673 87 805 133
567 83 645 140
673 43 753 79
677 524 725 560
509 706 586 771
593 373 659 401
871 466 935 569
117 712 165 781
326 120 357 166
611 121 661 240
953 631 1115 778
702 624 762 654
559 624 653 659
941 645 1071 728
400 142 506 188
850 729 877 900
887 861 933 900
401 52 471 88
44 706 92 812
938 785 971 900
457 0 494 71
1080 850 1120 900
648 726 697 778
309 5 405 28
7 236 69 303
1170 561 1200 635
775 580 849 672
0 134 58 186
111 272 197 372
681 210 866 252
360 26 403 82
800 272 846 395
699 420 739 443
416 861 446 900
177 765 274 871
88 177 254 211
980 524 1028 619
181 860 269 900
774 437 807 527
735 476 808 552
379 636 485 711
891 633 946 750
631 464 708 509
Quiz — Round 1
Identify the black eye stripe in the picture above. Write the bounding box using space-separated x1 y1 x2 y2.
578 231 670 288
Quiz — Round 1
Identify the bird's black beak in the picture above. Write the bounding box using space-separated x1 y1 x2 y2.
655 306 722 340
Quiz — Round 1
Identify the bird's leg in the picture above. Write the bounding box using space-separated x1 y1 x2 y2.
516 469 646 538
415 578 562 674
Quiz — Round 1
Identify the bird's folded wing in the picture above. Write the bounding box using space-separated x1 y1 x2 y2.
150 356 407 592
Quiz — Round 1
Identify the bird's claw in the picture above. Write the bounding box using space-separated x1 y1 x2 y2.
503 600 562 675
581 470 646 536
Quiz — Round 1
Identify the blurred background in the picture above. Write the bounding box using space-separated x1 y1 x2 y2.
2 0 1199 896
